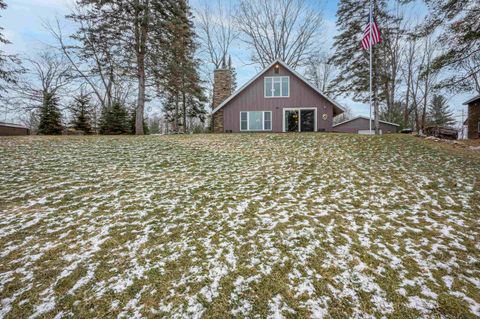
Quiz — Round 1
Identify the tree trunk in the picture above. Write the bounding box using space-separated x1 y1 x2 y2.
135 54 145 135
374 54 380 135
404 75 411 127
175 93 179 133
182 90 187 133
135 0 148 135
413 101 420 132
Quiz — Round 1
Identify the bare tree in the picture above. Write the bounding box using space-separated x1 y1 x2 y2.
196 0 238 69
333 104 352 125
378 4 406 122
195 0 238 112
236 0 323 68
304 53 334 93
47 16 118 111
8 51 73 112
0 0 23 97
401 34 440 132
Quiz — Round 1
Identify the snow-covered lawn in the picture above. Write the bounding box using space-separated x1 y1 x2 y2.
0 133 479 318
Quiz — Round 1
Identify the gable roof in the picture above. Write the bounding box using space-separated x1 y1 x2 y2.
463 95 480 105
332 116 400 127
211 59 345 115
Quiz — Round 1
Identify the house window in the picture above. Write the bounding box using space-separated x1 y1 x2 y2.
240 111 272 131
240 112 248 130
264 76 289 97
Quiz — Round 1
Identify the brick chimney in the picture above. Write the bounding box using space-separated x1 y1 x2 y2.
467 98 480 139
212 58 233 133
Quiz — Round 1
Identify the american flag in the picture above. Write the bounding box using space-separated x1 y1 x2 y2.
361 17 381 50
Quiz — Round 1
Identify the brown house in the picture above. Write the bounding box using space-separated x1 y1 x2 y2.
0 122 30 136
333 116 399 134
463 95 480 139
211 59 345 133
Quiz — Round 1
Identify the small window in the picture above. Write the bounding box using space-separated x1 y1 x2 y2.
264 76 289 97
265 78 273 97
239 111 272 131
240 112 248 130
264 112 272 130
282 77 289 96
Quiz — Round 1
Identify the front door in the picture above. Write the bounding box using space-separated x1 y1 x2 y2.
284 109 315 132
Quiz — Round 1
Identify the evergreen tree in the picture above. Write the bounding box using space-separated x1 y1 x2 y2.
99 101 129 134
426 0 480 93
157 0 206 133
380 101 404 129
75 0 176 135
228 55 237 92
38 92 63 135
148 116 161 134
70 93 93 134
330 0 400 133
427 95 455 127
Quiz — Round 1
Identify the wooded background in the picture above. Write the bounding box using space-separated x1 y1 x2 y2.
0 0 478 135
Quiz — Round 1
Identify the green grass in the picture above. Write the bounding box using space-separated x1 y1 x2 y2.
0 133 479 319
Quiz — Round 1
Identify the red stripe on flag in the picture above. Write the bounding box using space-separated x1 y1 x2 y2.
361 20 381 50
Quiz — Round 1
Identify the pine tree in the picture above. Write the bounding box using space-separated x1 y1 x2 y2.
70 94 93 134
75 0 176 135
426 0 480 93
148 116 161 134
99 101 129 134
158 0 206 133
330 0 400 133
38 92 63 135
228 55 237 91
380 101 404 129
427 95 455 127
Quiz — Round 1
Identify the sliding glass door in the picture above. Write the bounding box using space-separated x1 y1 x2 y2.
284 108 316 132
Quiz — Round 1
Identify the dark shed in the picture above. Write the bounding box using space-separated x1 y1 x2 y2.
0 122 30 136
332 116 399 134
463 95 480 139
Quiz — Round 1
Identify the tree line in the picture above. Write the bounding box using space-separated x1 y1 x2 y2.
0 0 478 134
195 0 478 132
1 0 206 135
329 0 478 131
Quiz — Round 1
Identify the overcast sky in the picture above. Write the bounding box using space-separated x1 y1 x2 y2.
1 0 470 124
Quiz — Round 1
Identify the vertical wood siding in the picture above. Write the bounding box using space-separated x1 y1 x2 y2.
332 118 398 133
222 64 337 133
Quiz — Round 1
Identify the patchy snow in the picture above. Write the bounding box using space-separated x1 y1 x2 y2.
0 134 479 318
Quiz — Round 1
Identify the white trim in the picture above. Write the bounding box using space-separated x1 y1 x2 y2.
463 95 480 105
264 76 290 98
240 111 248 131
332 116 400 127
211 59 345 115
239 111 273 132
282 107 317 132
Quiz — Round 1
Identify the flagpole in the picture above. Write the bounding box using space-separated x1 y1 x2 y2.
369 0 373 134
